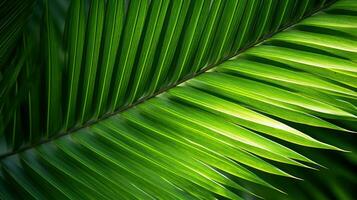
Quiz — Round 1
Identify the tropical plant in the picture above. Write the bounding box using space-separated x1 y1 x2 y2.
0 0 356 199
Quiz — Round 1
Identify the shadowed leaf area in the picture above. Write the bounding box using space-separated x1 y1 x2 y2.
0 0 357 199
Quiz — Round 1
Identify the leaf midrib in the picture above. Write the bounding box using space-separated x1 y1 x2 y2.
0 1 335 160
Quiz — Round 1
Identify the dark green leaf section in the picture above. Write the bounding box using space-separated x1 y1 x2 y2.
1 2 356 198
0 0 36 151
0 0 333 154
1 0 70 151
0 0 35 68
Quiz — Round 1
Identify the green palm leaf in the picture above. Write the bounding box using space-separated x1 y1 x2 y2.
1 0 357 199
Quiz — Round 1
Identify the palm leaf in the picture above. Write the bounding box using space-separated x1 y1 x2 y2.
1 0 357 199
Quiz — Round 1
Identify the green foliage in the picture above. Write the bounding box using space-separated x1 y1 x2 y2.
1 0 357 199
0 0 333 151
0 0 35 66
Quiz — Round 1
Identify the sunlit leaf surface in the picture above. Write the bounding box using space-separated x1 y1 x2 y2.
1 0 357 199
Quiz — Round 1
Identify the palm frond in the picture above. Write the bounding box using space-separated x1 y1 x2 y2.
1 0 357 198
0 0 335 153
